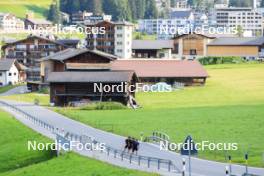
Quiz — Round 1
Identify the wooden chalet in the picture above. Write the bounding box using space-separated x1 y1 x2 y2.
1 35 67 83
41 48 137 106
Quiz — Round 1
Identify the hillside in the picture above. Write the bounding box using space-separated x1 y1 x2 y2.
0 0 52 19
0 109 155 176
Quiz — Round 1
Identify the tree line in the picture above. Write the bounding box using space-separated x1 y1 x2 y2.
59 0 158 22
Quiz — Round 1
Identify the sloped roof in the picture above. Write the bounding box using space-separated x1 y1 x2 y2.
26 18 52 25
0 59 26 71
0 59 15 71
2 35 66 49
42 48 118 61
47 71 136 83
170 10 192 19
132 40 174 50
111 60 208 78
57 39 80 46
208 37 264 46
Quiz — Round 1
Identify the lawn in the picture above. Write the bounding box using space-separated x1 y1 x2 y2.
0 85 21 94
1 93 50 106
54 63 264 167
0 110 155 176
2 63 264 167
0 0 52 19
0 153 156 176
0 110 53 172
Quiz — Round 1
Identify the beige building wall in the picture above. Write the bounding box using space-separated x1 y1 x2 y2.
207 46 259 57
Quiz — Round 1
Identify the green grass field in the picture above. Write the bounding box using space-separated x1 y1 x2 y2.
0 110 155 176
53 63 264 167
0 85 22 94
1 153 156 176
0 110 53 172
1 93 50 106
2 63 264 167
0 0 52 19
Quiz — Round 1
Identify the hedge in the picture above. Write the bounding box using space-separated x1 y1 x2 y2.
198 56 245 65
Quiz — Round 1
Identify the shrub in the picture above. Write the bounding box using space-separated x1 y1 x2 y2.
80 102 127 111
38 87 49 94
198 56 245 65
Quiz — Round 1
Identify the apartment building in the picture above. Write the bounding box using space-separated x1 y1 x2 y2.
71 11 93 24
24 13 53 30
86 20 133 59
1 35 66 82
215 7 263 36
0 13 24 31
71 11 112 25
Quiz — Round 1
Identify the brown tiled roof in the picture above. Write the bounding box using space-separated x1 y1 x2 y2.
47 71 136 83
111 60 208 78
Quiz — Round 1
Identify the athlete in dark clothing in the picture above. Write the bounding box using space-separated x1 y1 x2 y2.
132 139 139 155
124 136 132 152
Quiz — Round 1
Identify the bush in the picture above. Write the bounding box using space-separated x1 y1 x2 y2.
198 56 245 65
38 87 49 94
80 102 127 111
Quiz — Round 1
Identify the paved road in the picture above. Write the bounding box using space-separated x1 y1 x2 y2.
0 85 28 96
0 99 263 176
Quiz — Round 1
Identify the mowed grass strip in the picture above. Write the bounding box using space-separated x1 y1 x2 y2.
0 110 53 172
54 63 264 167
1 93 50 106
0 110 156 176
0 153 157 176
0 0 52 19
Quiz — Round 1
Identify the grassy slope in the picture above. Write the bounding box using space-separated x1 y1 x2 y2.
0 85 21 94
1 153 156 176
2 63 264 166
0 0 52 19
1 93 50 106
54 63 264 167
0 110 52 172
0 110 155 176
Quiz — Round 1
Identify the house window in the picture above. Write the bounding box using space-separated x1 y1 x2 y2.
14 73 17 76
9 73 12 76
190 49 197 55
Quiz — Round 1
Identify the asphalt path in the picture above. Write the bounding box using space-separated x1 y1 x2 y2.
0 98 263 176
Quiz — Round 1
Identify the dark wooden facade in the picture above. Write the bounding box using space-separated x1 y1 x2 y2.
2 35 66 82
45 49 137 106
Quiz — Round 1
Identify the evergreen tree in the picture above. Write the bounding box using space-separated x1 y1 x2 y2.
170 0 176 7
129 0 137 21
103 0 131 21
48 0 61 24
89 0 103 14
144 0 158 19
261 0 264 7
229 0 252 7
135 0 146 19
